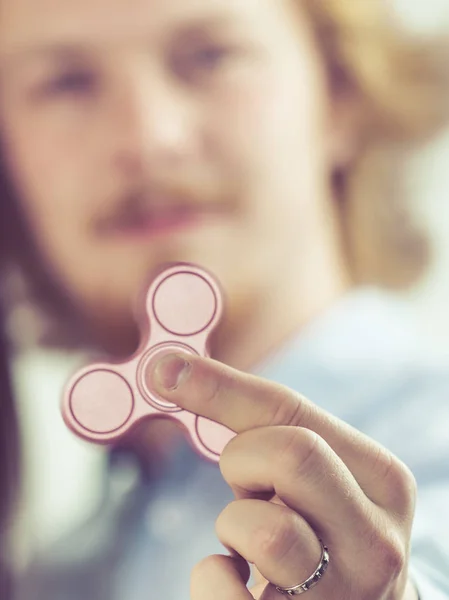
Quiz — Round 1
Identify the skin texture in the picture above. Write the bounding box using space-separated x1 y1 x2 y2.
0 0 350 364
149 353 418 600
0 0 418 597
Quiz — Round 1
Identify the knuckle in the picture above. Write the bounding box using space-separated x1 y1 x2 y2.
365 529 406 586
368 445 396 482
390 462 417 516
200 365 237 410
255 511 301 563
190 555 221 589
268 387 311 428
277 427 323 479
383 541 406 579
201 369 224 407
372 449 417 514
215 500 238 536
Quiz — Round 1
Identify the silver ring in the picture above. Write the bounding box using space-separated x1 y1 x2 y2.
275 539 330 596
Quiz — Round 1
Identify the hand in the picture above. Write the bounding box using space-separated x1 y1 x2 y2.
149 354 418 600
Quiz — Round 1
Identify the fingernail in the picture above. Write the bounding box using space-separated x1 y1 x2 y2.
153 354 191 391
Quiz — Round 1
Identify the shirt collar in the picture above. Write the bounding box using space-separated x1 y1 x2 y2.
252 286 422 411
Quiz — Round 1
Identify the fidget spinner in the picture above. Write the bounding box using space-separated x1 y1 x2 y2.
61 263 235 462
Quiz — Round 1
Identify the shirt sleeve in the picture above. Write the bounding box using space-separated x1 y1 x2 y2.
409 482 449 599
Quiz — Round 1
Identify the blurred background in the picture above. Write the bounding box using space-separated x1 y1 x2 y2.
394 1 449 357
6 0 449 575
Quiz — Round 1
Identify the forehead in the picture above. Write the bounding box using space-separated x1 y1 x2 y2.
0 0 276 52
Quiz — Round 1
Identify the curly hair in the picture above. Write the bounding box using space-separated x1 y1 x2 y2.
302 0 449 288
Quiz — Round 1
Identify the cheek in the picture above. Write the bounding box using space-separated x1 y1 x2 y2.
1 106 103 244
208 64 329 236
0 111 102 293
210 64 327 182
4 110 87 199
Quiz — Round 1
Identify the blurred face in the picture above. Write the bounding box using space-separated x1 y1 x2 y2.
0 0 347 353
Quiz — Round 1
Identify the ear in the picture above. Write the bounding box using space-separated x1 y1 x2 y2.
325 87 365 170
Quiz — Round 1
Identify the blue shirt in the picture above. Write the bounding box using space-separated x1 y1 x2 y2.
16 288 449 599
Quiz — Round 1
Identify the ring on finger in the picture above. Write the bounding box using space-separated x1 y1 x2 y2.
274 539 330 596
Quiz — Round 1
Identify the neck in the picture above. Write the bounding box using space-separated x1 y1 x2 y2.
126 220 351 472
113 208 351 469
211 222 351 372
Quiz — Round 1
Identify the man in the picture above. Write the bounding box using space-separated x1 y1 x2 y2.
0 0 448 598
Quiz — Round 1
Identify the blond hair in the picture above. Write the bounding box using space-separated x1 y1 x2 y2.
303 0 449 288
1 0 448 317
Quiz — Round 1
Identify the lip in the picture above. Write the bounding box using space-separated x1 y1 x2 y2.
98 204 217 241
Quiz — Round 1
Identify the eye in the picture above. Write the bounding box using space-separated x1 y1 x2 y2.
172 42 238 83
38 70 98 99
189 45 231 70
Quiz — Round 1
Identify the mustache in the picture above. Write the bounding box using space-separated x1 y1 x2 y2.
94 171 238 231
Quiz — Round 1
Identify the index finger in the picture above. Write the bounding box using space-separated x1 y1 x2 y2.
147 353 414 508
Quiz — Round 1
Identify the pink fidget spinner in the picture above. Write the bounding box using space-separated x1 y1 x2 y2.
61 263 235 462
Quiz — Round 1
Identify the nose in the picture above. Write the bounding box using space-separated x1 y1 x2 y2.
108 66 197 175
